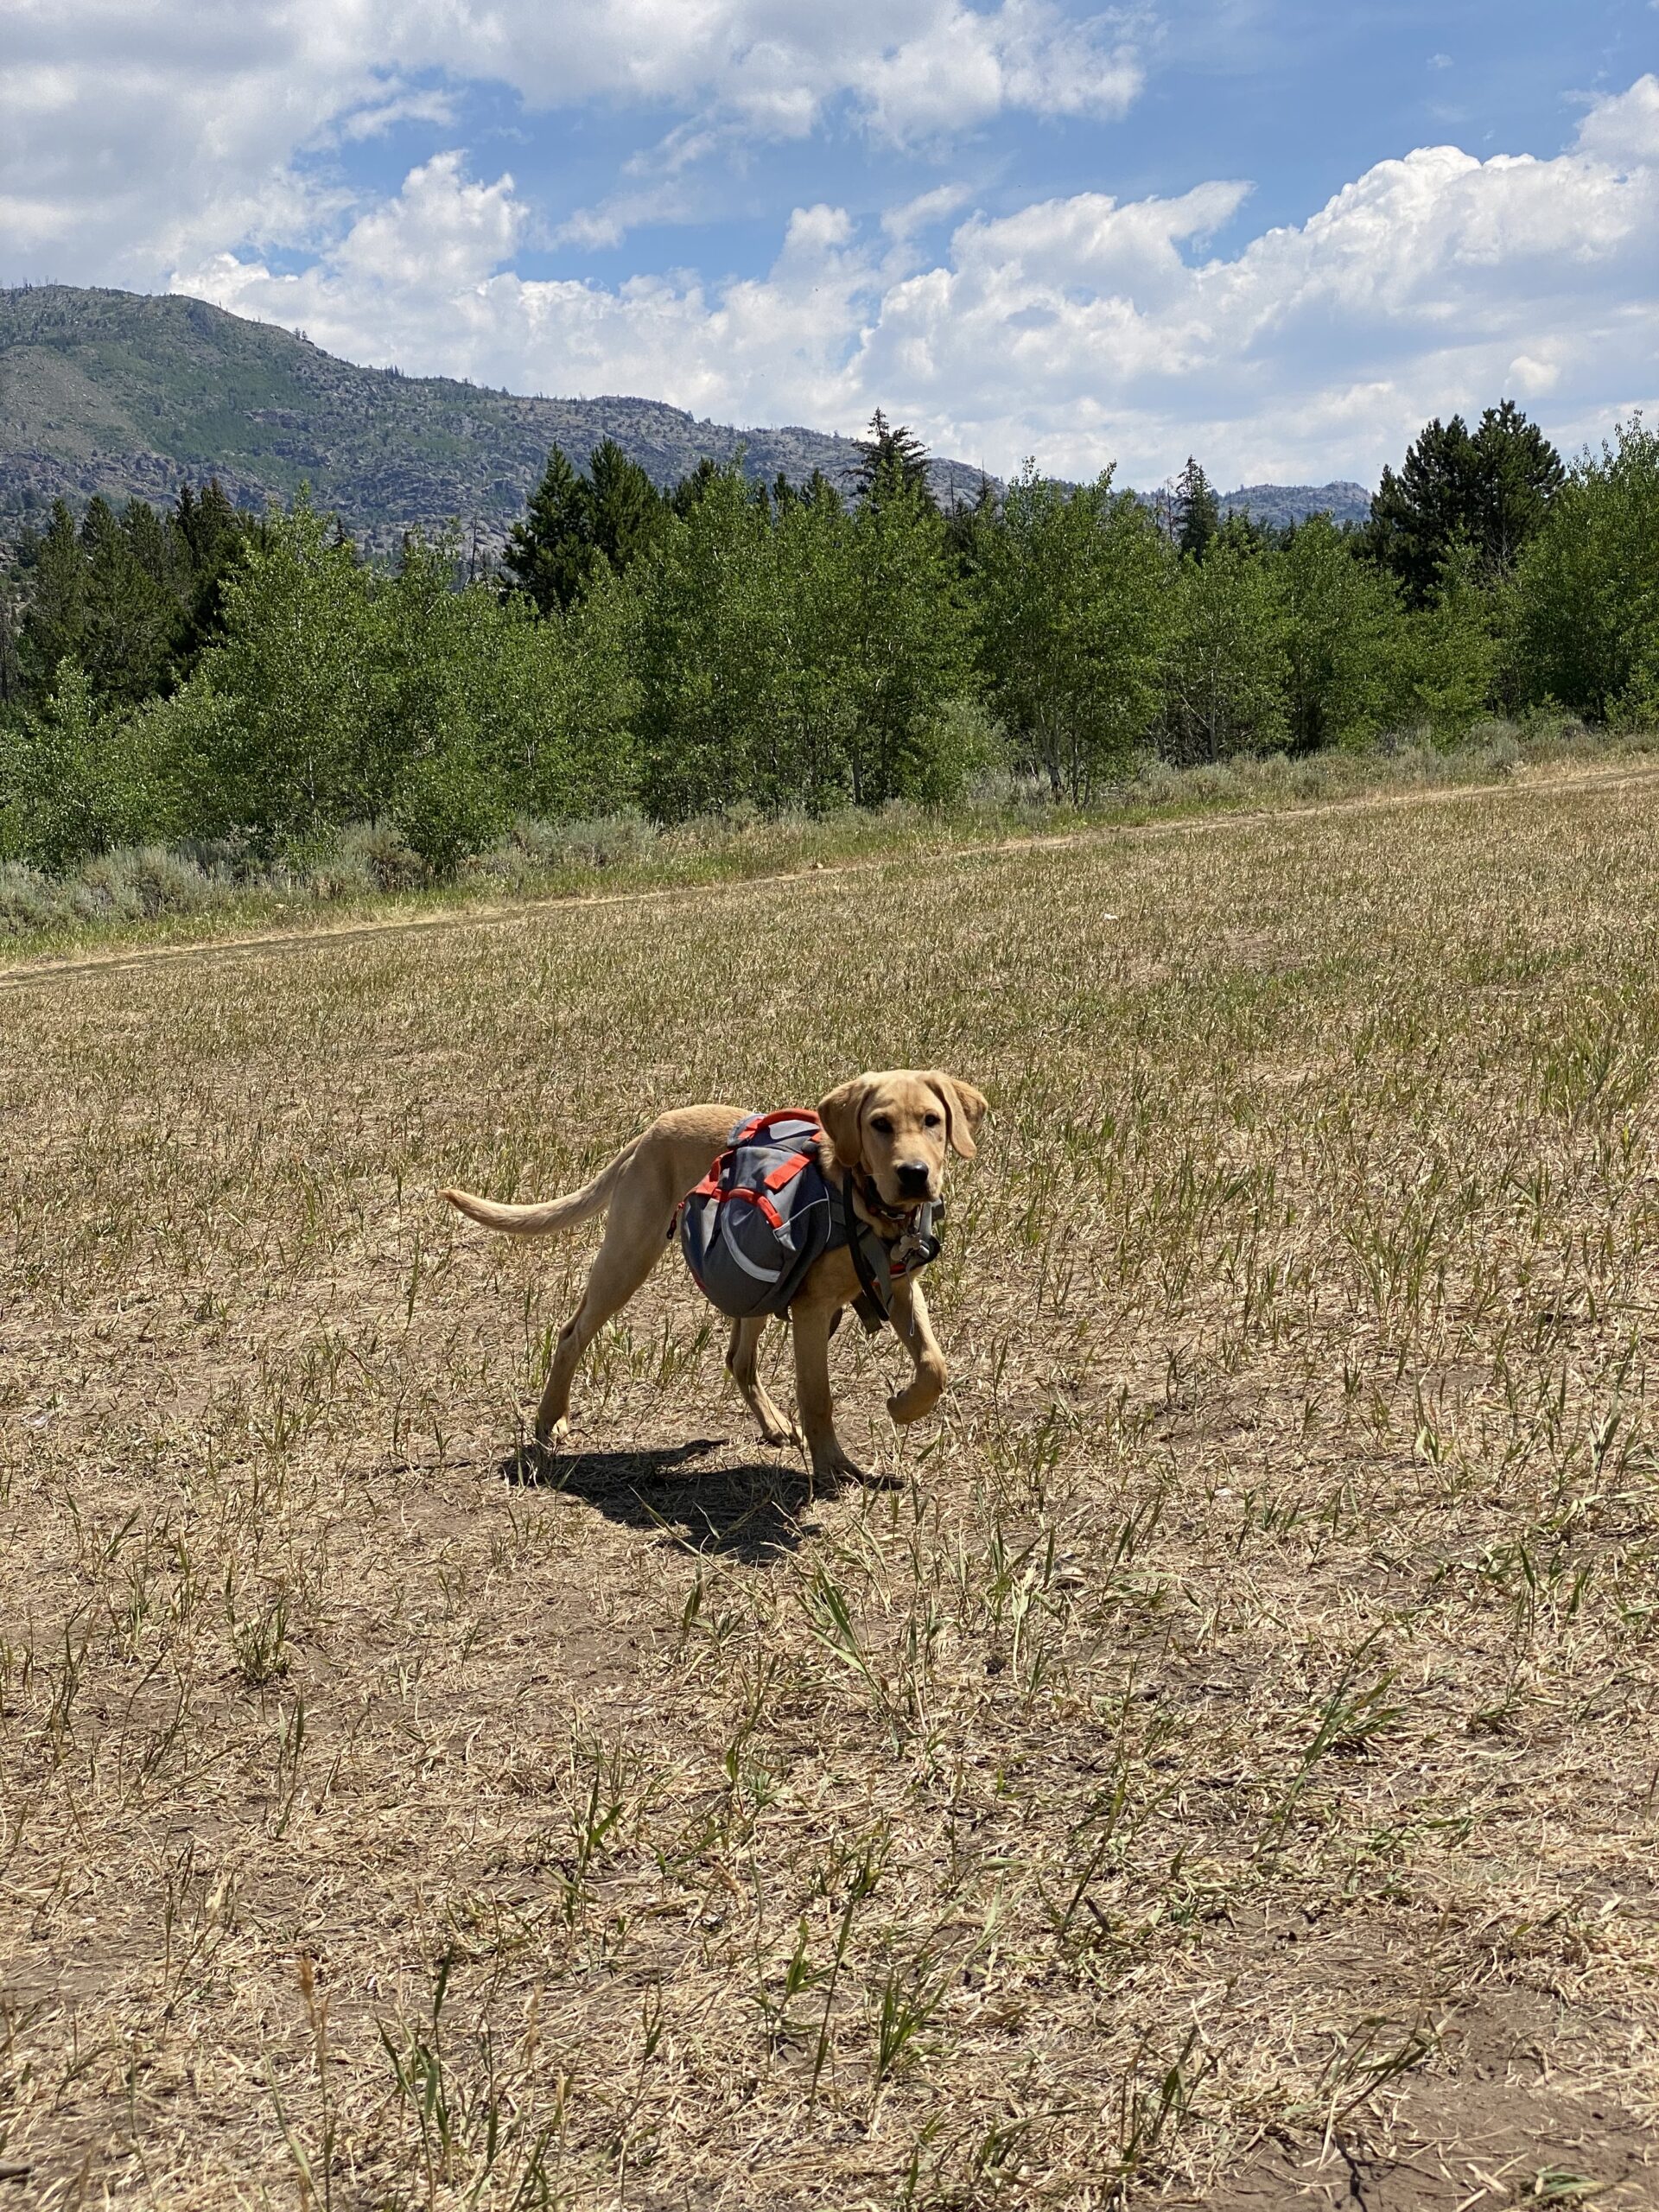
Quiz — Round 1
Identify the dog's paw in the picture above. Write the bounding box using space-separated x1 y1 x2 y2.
887 1382 943 1426
810 1448 869 1487
535 1414 573 1447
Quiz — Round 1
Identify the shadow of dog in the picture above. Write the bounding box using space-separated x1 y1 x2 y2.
497 1436 897 1561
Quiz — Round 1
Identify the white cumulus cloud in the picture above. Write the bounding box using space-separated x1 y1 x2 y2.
173 76 1659 486
0 0 1145 282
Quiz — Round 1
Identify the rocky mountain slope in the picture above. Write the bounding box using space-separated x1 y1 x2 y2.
1220 480 1372 530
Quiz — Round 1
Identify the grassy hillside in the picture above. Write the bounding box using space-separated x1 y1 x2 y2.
0 286 989 552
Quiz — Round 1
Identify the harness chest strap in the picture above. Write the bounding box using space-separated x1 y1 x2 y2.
836 1177 943 1334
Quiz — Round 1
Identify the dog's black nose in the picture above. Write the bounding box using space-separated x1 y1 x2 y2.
897 1162 931 1197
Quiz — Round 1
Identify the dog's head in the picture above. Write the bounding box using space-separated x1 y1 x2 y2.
817 1068 988 1211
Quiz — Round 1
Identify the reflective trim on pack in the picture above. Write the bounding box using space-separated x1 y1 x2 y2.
719 1209 785 1283
763 1152 814 1191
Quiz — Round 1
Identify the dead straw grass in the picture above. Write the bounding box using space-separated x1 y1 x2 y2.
3 762 1659 2208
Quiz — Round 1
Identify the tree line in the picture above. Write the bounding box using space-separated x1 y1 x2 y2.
1 402 1655 874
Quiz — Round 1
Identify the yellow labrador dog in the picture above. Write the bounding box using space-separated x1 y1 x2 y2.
443 1069 986 1484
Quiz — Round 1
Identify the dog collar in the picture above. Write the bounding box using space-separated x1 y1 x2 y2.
849 1167 920 1238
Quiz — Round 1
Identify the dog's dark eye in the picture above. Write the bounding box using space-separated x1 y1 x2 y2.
924 1113 941 1128
870 1116 893 1135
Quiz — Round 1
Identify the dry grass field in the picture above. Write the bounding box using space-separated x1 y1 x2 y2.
4 762 1659 2209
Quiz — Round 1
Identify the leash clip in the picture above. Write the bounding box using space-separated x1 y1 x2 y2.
891 1199 944 1274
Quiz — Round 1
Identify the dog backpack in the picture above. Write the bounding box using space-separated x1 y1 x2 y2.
679 1110 936 1326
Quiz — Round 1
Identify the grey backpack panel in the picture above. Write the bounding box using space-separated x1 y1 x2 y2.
679 1111 838 1320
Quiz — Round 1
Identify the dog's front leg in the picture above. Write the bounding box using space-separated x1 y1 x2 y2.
886 1276 946 1425
791 1294 865 1487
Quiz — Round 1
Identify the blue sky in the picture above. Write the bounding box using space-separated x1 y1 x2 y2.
3 1 1656 486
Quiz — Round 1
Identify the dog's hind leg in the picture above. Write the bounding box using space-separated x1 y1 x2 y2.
534 1182 677 1444
725 1316 801 1449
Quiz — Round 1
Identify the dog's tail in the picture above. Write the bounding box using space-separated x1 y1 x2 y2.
442 1143 633 1240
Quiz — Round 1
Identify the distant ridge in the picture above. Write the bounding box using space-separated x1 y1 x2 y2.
1220 480 1372 529
0 285 992 552
0 284 1373 550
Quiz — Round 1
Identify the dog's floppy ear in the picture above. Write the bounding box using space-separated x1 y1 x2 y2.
925 1071 988 1159
817 1075 871 1171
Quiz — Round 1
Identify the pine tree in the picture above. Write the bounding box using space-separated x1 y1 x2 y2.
175 480 200 562
584 438 666 577
0 590 21 710
170 477 253 674
1174 457 1220 562
504 441 665 613
1368 401 1563 601
1470 399 1566 575
1367 416 1478 604
123 498 185 594
17 499 89 695
175 478 245 575
944 475 999 575
76 496 181 704
854 410 937 510
669 457 723 518
503 445 592 614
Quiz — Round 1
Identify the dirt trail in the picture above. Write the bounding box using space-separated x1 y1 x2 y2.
6 756 1658 994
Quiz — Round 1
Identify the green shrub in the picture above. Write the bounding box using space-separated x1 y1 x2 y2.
1161 537 1288 760
0 658 168 868
975 467 1172 799
1510 416 1659 722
